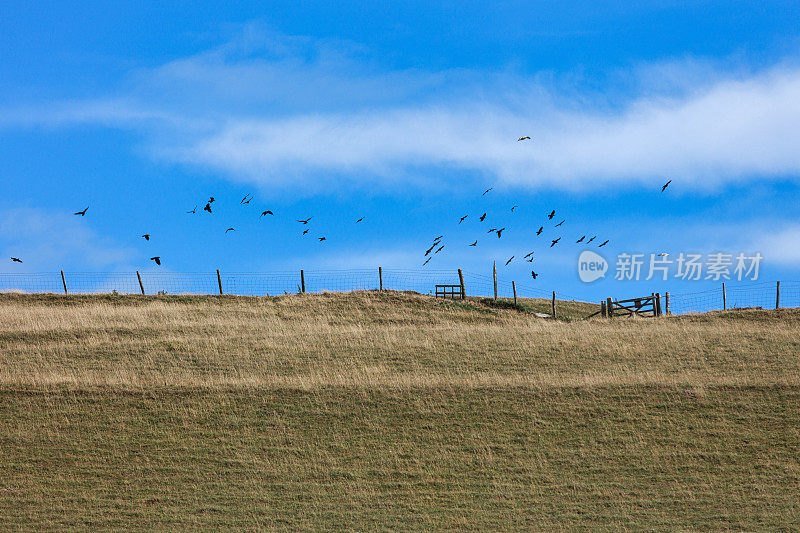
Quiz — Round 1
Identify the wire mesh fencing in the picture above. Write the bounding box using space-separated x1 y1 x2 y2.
459 272 583 302
0 273 68 294
0 270 796 316
0 269 462 297
0 269 580 301
667 281 798 315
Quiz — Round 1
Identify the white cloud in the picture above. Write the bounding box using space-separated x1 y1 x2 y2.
748 224 800 266
172 66 800 191
5 29 800 192
602 216 800 268
0 207 135 270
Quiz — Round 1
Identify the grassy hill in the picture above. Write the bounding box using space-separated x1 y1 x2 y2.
1 292 798 529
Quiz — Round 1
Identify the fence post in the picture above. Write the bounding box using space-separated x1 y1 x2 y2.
655 292 662 316
216 269 223 295
493 261 498 301
722 282 726 310
136 271 145 295
300 270 305 293
379 267 383 291
665 292 670 315
606 297 613 318
600 300 606 318
776 281 780 309
458 269 465 300
512 281 517 306
60 270 68 295
551 291 556 318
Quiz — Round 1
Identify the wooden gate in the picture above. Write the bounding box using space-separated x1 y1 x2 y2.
603 293 663 318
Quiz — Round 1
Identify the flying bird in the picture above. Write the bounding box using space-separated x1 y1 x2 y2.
240 193 253 204
555 219 565 227
187 206 197 214
469 240 477 246
661 179 672 192
548 210 555 220
11 257 22 263
480 213 486 221
488 228 497 233
260 210 274 217
225 228 235 233
141 234 150 241
74 206 89 216
423 258 431 266
356 217 364 223
524 252 534 259
302 229 309 235
150 256 161 265
318 237 326 242
208 197 215 203
482 188 493 196
517 136 531 141
435 245 444 254
526 256 534 263
531 271 538 280
536 227 543 235
550 237 561 247
433 235 443 242
297 217 313 224
203 203 212 213
599 240 609 247
511 205 518 212
576 235 585 243
496 228 505 238
459 215 468 224
587 236 596 243
505 256 514 266
658 252 669 257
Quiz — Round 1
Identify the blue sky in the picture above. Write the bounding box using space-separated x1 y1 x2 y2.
2 1 800 300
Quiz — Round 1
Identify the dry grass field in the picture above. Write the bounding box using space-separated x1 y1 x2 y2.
1 291 799 529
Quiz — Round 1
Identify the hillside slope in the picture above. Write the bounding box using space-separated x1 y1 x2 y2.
1 293 799 529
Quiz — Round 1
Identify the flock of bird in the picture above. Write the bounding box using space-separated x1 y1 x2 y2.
9 188 357 267
8 133 675 283
415 152 673 280
418 186 613 280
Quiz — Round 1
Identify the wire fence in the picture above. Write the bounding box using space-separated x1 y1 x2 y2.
460 272 583 301
0 269 557 299
0 271 796 316
667 281 799 315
